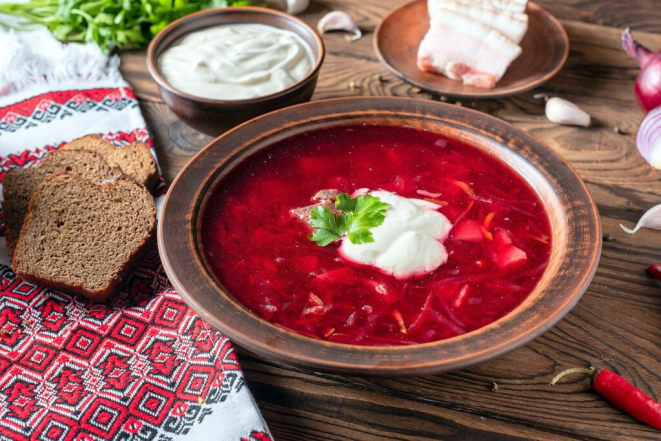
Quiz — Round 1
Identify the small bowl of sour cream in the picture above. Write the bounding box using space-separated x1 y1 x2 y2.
147 7 324 136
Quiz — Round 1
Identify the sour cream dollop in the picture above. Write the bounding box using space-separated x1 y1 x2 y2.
339 190 453 279
158 24 313 100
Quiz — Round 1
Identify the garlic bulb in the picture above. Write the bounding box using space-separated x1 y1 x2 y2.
317 11 362 41
545 97 591 127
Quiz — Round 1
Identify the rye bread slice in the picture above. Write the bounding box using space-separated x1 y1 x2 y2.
2 149 119 256
12 174 156 302
62 135 158 190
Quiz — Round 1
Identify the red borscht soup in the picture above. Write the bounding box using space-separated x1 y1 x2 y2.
201 125 552 346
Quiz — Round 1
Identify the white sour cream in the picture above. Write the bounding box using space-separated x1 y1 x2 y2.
339 190 453 279
158 24 313 100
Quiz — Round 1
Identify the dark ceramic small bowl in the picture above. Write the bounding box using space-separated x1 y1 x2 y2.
146 7 324 137
158 97 601 376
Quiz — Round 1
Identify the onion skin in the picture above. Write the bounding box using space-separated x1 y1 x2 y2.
635 56 661 113
636 106 661 169
623 28 661 113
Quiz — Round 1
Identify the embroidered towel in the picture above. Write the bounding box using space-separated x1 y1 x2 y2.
0 25 271 441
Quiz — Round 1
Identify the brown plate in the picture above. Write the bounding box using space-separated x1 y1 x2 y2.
158 97 600 376
374 0 569 99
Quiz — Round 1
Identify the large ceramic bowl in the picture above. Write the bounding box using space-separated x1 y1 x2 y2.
146 7 324 137
158 97 601 376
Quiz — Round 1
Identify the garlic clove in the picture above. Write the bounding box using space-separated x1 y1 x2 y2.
287 0 309 15
545 97 591 127
621 204 661 234
317 11 362 42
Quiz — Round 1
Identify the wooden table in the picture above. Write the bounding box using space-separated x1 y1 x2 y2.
121 1 661 439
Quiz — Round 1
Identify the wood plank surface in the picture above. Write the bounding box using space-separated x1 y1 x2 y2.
120 1 661 439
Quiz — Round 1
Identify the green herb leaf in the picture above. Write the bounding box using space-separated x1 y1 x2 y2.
310 229 341 247
347 228 374 245
335 193 357 213
308 193 390 247
0 0 256 52
345 194 390 228
309 206 343 246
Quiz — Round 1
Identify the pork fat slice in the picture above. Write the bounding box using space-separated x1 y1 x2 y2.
428 0 528 43
454 0 528 14
417 9 522 89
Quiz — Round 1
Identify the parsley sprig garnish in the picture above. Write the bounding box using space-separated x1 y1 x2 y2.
309 193 390 247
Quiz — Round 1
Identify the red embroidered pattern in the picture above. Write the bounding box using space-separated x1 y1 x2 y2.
0 87 270 439
0 245 259 440
242 431 272 441
0 88 136 120
0 88 137 134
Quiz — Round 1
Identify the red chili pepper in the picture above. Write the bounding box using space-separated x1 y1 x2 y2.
551 367 661 430
647 263 661 281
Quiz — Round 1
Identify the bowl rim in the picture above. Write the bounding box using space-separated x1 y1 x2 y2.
146 7 325 105
158 96 601 375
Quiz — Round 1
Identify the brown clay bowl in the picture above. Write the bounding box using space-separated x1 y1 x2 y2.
374 0 569 99
146 7 324 137
158 97 601 376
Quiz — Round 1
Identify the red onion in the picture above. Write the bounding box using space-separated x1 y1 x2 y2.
622 28 661 113
636 105 661 169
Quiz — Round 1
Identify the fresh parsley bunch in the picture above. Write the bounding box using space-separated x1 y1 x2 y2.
310 193 390 246
0 0 252 52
